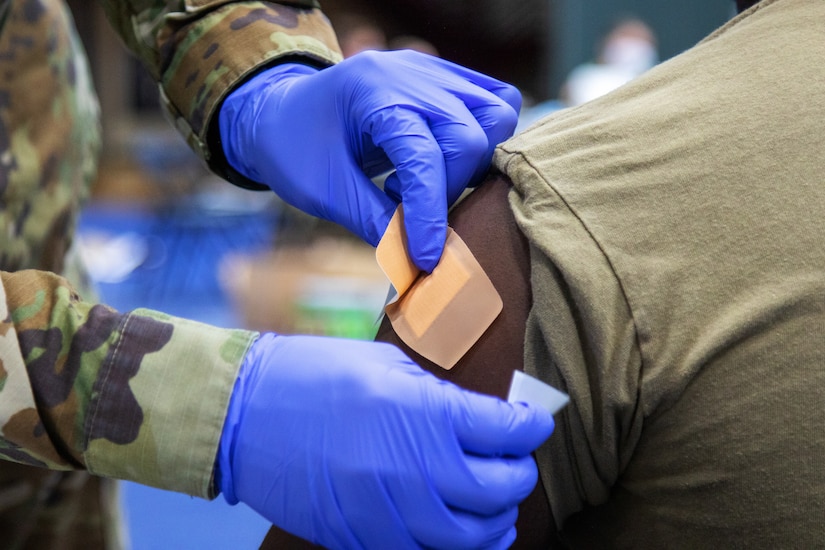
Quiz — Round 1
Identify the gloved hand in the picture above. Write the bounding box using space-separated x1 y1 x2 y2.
216 334 554 549
219 50 521 272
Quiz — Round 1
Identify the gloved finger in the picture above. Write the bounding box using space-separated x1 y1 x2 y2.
485 82 522 118
456 73 522 120
409 500 520 550
327 162 399 247
383 171 402 203
383 100 516 211
434 454 539 516
399 51 521 158
377 438 521 550
334 481 420 550
416 52 523 114
428 109 493 205
414 55 521 187
381 116 483 210
369 106 448 272
481 526 518 550
447 389 555 457
464 97 520 186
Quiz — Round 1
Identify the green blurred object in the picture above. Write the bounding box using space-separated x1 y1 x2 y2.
293 275 385 340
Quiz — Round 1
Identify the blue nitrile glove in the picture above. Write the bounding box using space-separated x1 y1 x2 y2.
216 333 554 549
219 50 521 272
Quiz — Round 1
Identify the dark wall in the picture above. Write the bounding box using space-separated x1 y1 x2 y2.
314 1 736 101
321 0 549 100
73 1 738 105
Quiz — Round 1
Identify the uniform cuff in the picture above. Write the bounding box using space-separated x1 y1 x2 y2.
84 308 257 499
158 2 342 182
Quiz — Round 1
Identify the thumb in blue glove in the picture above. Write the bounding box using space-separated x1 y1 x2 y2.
216 333 554 549
219 50 521 272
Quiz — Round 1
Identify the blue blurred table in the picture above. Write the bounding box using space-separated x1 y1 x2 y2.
78 198 278 549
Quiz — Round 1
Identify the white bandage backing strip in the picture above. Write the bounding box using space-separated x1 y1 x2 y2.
507 370 569 415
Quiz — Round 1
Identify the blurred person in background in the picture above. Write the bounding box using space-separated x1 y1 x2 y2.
560 16 659 107
518 15 658 131
333 13 388 58
389 35 440 57
0 0 553 548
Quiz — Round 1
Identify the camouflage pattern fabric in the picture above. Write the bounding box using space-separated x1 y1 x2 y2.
0 0 342 547
0 270 256 547
0 0 100 276
98 0 343 183
0 269 254 490
0 2 110 546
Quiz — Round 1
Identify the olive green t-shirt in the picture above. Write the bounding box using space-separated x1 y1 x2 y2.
494 0 825 546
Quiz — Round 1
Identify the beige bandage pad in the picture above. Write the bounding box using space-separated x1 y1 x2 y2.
376 207 503 370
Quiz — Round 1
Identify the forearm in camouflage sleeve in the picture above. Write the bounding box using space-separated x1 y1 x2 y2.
97 0 343 184
0 270 257 498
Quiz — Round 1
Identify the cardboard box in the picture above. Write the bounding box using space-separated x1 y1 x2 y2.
221 237 389 340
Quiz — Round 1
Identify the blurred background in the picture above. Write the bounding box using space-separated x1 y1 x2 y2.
64 1 735 548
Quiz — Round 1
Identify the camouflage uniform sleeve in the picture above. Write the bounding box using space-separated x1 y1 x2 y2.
98 1 344 189
0 270 257 499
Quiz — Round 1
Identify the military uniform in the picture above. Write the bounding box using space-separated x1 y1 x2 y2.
0 1 341 546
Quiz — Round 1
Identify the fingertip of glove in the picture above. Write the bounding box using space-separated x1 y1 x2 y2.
412 252 439 274
497 84 523 115
499 399 557 454
513 401 556 442
405 236 441 272
447 392 555 457
499 526 518 550
407 226 446 273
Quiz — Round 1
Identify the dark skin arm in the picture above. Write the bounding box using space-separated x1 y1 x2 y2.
259 172 562 549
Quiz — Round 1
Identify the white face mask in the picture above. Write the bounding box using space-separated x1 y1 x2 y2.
601 37 659 75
